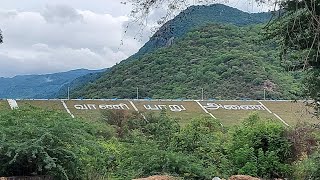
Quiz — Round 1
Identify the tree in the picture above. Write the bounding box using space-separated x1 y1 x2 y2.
265 0 320 115
112 113 216 179
227 114 293 178
0 107 115 179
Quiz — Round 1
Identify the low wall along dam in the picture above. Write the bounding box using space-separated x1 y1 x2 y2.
0 99 318 126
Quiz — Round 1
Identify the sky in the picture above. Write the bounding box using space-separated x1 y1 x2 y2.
0 0 273 77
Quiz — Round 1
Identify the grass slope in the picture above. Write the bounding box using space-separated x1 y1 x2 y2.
13 100 319 127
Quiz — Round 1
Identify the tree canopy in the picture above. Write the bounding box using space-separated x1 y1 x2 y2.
265 0 320 115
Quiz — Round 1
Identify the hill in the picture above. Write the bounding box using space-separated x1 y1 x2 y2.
131 4 272 58
0 69 105 99
63 4 273 97
71 23 303 100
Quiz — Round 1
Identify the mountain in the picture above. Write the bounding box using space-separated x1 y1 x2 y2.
0 69 105 99
130 4 272 59
71 23 303 100
65 4 273 96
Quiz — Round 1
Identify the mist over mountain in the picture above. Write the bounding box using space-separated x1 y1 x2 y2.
0 69 105 99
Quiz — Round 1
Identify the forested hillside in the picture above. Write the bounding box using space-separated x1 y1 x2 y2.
72 24 303 100
131 4 271 58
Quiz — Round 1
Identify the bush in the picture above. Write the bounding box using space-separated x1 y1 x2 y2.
227 114 293 178
293 150 320 179
0 107 114 179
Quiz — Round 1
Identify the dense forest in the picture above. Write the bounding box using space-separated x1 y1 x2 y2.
72 24 303 100
1 107 319 179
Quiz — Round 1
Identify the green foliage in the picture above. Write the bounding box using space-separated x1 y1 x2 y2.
293 150 320 179
169 117 228 177
266 0 320 114
304 69 320 116
126 112 180 145
227 114 293 178
0 107 115 179
111 115 225 179
1 107 317 179
73 24 302 100
114 133 212 179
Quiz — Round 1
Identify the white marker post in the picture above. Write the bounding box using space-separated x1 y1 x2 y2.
201 88 204 101
7 99 19 110
136 87 139 100
68 87 70 100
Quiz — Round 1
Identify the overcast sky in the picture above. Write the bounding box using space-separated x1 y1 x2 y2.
0 0 272 77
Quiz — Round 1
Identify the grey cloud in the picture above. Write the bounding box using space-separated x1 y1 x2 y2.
42 4 83 24
0 45 109 77
0 0 272 77
0 0 132 16
0 8 142 77
0 10 18 19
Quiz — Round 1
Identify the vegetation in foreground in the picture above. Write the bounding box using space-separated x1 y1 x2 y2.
0 107 319 179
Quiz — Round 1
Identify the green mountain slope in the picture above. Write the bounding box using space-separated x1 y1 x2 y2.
131 4 271 58
72 24 302 100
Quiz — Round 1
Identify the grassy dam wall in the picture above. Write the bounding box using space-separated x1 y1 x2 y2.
1 99 318 127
